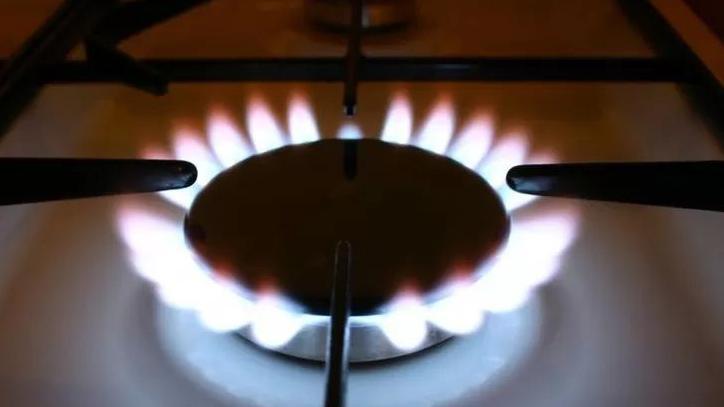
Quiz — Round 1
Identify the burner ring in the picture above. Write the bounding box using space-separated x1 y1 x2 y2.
235 313 454 362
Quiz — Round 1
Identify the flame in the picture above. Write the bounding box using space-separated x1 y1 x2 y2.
426 281 484 335
197 284 254 333
116 91 579 352
380 91 412 145
447 112 493 170
207 108 253 168
379 294 428 351
288 92 321 144
471 208 578 313
247 95 286 153
414 96 455 154
119 206 208 309
336 122 363 140
250 294 306 349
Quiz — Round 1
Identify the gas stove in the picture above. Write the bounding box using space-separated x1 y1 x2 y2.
1 1 723 406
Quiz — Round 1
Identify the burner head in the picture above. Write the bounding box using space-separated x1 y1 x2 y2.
185 139 508 316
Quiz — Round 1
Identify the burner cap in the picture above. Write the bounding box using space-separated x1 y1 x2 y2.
185 139 508 315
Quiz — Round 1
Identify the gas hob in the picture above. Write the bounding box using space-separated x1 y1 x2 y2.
1 1 723 406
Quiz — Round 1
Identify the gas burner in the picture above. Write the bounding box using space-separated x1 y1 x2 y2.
185 139 508 313
116 92 579 363
184 138 509 360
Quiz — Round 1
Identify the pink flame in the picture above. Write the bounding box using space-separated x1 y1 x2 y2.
207 108 253 168
247 95 286 153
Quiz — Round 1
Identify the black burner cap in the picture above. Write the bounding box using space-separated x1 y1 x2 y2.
185 139 508 315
